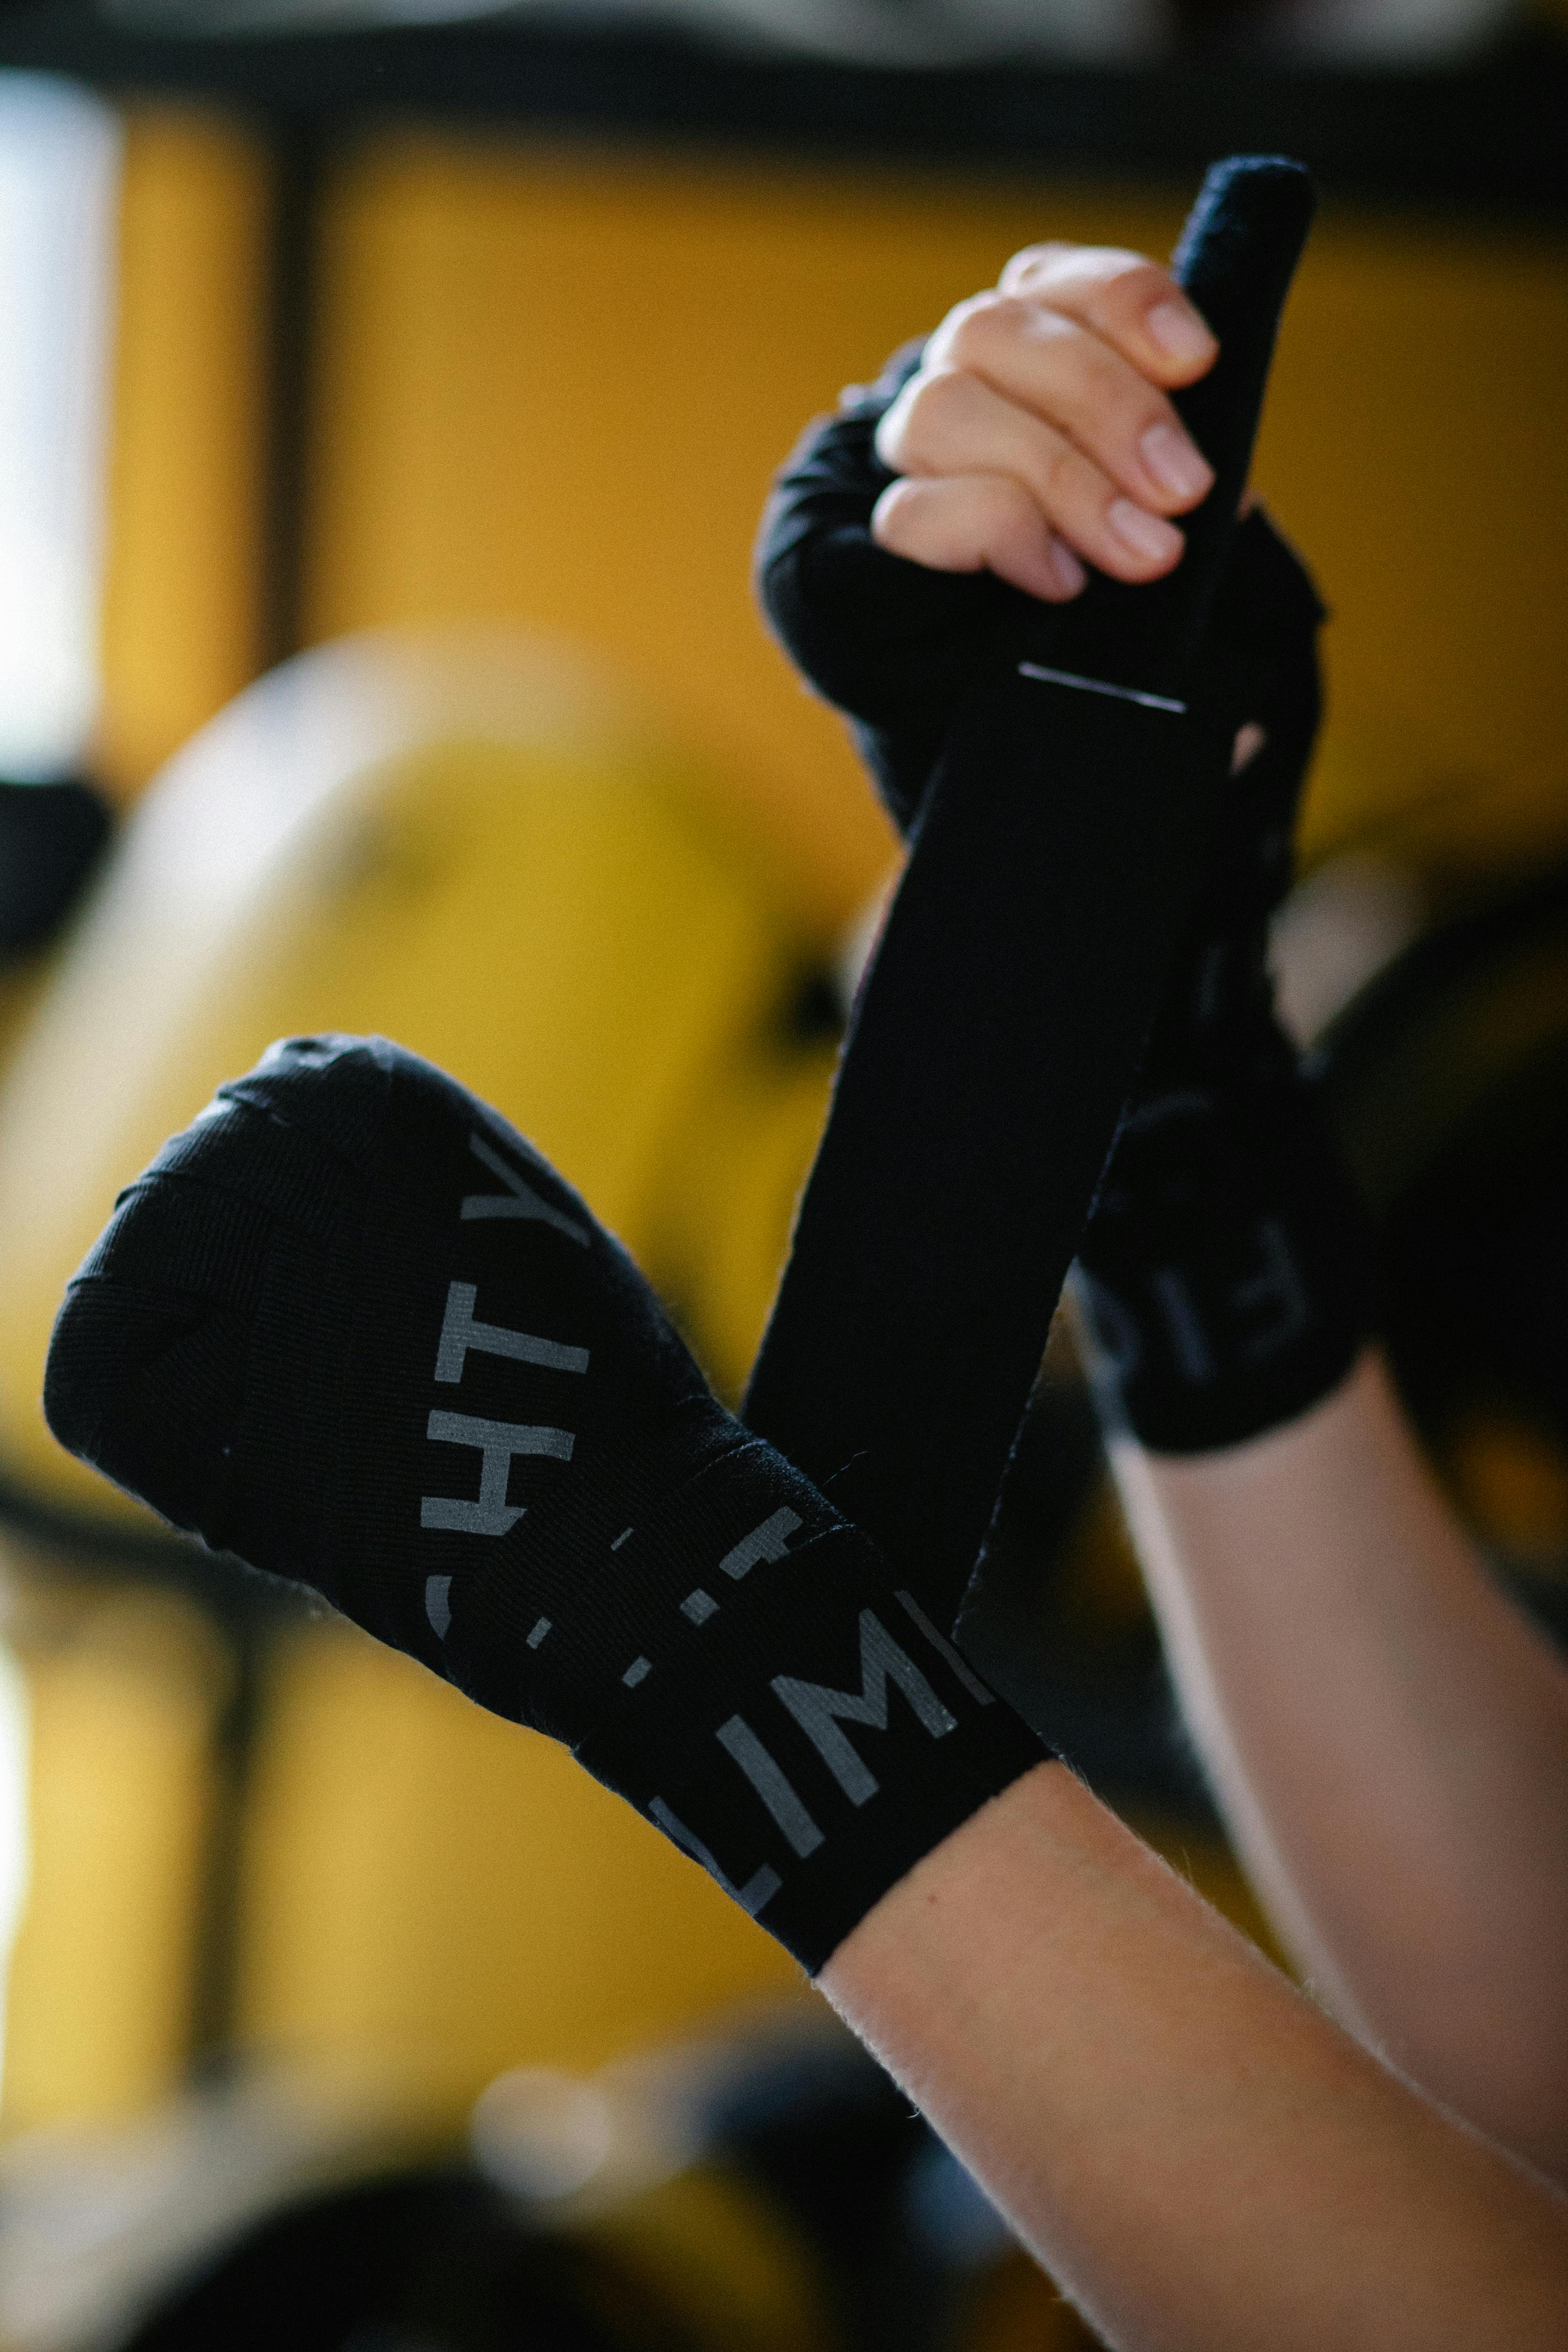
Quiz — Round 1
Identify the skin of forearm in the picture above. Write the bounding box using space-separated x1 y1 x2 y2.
1106 1344 1568 2179
820 1761 1568 2352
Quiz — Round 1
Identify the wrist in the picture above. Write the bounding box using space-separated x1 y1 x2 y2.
570 1520 1049 1975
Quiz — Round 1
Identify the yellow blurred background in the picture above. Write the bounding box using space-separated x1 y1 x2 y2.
98 109 1568 910
0 64 1560 2349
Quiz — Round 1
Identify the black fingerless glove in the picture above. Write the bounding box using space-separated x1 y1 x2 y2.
757 339 1026 830
1074 514 1381 1452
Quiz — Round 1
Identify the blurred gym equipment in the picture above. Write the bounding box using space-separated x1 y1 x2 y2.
0 2006 1103 2350
1326 864 1568 1643
0 624 840 2142
0 624 836 1539
0 15 1560 2345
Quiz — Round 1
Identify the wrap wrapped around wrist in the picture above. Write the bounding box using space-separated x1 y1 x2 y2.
757 302 1379 1465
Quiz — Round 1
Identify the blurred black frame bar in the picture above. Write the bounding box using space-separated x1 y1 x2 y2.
2 7 1562 672
0 7 1564 212
1 5 1562 677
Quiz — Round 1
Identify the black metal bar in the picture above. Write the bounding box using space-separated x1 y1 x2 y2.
0 7 1562 216
259 120 325 672
182 1594 280 2067
175 127 331 2058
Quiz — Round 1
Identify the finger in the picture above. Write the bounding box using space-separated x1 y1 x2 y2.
998 243 1218 386
926 291 1214 516
870 473 1089 602
1232 721 1267 773
876 366 1186 585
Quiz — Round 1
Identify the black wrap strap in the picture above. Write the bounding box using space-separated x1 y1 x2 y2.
742 157 1317 1631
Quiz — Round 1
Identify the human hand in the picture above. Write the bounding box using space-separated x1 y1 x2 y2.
869 243 1220 604
757 159 1313 829
757 246 1227 829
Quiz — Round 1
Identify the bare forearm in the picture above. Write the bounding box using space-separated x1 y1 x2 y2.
1108 1345 1568 2175
822 1761 1568 2352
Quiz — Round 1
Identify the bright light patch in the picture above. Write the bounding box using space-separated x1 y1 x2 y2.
0 1642 28 2105
0 76 119 782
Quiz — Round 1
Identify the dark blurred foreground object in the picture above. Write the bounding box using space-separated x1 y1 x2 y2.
0 779 112 959
0 0 1562 213
1324 860 1568 1647
80 0 1527 64
1169 0 1523 60
118 2170 697 2352
63 2023 1053 2352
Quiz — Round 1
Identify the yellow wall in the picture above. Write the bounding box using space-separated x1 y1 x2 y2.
0 1583 223 2130
234 1627 803 2118
301 137 1568 928
89 124 1568 908
1257 214 1568 879
95 107 272 802
0 689 828 2124
303 136 954 934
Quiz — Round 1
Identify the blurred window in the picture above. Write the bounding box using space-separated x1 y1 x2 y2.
0 76 119 783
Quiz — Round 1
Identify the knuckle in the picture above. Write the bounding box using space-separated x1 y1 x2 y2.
869 475 927 553
1052 333 1168 450
1049 445 1111 531
871 402 908 471
875 366 964 470
975 471 1032 531
1035 432 1078 504
930 289 1018 367
1078 336 1154 421
1002 240 1056 272
876 475 989 571
998 239 1084 294
1101 248 1163 284
924 292 984 364
916 361 977 424
1007 240 1157 298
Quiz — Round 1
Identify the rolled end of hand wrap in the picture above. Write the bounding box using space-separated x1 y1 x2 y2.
1165 156 1318 664
752 153 1317 829
1040 154 1316 702
1171 155 1318 353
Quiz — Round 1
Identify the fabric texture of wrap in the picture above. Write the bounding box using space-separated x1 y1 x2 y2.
746 157 1320 1635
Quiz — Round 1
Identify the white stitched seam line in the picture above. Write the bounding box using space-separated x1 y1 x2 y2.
1018 661 1186 715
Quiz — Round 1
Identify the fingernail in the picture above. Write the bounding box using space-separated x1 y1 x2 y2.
1108 498 1183 566
1048 539 1087 597
1147 300 1215 366
1140 420 1213 504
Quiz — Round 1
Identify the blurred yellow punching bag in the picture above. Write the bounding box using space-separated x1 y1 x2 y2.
0 625 839 1536
0 630 856 2105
